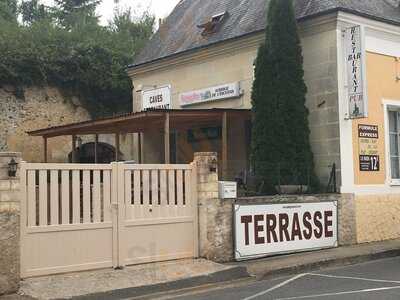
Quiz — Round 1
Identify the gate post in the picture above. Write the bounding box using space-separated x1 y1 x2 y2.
111 161 127 269
116 162 126 268
111 162 120 268
0 152 21 295
193 152 234 262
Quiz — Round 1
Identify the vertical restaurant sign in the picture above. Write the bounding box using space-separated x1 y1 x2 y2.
180 82 241 107
142 86 171 111
358 124 379 171
345 25 367 119
234 202 338 261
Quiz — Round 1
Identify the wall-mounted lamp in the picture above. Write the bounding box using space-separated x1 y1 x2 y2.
8 158 18 178
209 158 218 173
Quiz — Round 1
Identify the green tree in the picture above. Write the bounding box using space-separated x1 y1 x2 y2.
54 0 101 29
20 0 51 25
110 8 154 57
0 0 18 23
251 0 317 193
0 2 154 116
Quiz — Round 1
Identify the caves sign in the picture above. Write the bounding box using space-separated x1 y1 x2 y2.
234 202 338 260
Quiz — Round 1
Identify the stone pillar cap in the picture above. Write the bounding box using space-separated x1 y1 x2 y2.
0 152 21 158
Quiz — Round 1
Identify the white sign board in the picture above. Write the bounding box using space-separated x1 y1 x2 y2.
180 82 241 107
234 202 338 261
345 25 367 119
218 181 237 199
142 86 171 111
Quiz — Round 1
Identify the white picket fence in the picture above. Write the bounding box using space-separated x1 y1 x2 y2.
20 162 198 278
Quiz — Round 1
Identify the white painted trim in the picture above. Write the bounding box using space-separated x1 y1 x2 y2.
337 12 400 37
383 99 400 185
360 25 369 118
366 31 400 58
339 99 400 195
383 100 392 186
338 11 400 58
341 184 400 195
336 12 400 195
337 26 355 193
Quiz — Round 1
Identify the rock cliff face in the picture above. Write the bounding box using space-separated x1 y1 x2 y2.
0 86 91 162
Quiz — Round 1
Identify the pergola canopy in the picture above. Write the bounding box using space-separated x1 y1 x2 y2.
28 108 252 173
28 109 252 138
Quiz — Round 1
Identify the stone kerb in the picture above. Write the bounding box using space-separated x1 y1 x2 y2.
0 152 21 295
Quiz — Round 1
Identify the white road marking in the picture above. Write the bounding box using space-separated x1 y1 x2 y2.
308 273 400 284
275 285 400 300
242 273 309 300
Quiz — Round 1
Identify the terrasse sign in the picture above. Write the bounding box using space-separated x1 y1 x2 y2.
180 82 241 107
234 202 338 261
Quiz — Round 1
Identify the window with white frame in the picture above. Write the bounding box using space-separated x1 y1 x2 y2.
389 110 400 179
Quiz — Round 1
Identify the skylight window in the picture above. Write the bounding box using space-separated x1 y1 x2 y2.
197 11 228 36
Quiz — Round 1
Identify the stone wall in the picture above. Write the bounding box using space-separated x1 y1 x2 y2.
195 160 357 263
0 152 21 295
194 152 234 262
301 21 341 188
0 86 135 163
0 86 90 162
355 194 400 243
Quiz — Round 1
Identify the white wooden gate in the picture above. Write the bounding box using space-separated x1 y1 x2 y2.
20 162 198 278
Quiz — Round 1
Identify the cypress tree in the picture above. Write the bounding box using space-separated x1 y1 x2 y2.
251 0 317 193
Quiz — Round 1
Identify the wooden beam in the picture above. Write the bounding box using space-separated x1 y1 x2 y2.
164 113 170 164
222 112 228 180
28 109 252 138
94 134 99 163
115 133 120 162
72 135 77 163
138 133 142 163
43 137 48 163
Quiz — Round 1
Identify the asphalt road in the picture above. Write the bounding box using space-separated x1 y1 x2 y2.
172 257 400 300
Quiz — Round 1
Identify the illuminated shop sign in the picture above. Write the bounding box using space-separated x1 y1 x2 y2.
345 25 367 119
234 202 338 261
180 82 241 107
142 85 171 110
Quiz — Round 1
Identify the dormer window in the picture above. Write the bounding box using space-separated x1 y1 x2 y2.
197 11 228 36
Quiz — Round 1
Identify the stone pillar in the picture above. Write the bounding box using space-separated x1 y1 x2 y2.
194 152 234 262
0 152 21 295
337 193 357 246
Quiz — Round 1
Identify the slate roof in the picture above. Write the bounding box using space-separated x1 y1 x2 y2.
130 0 400 68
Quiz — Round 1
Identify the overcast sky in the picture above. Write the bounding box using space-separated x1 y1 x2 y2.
41 0 181 25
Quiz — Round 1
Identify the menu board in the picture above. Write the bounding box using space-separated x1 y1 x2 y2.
358 125 379 172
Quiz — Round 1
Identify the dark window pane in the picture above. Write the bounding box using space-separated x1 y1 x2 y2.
389 111 398 133
391 157 400 179
390 134 399 156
